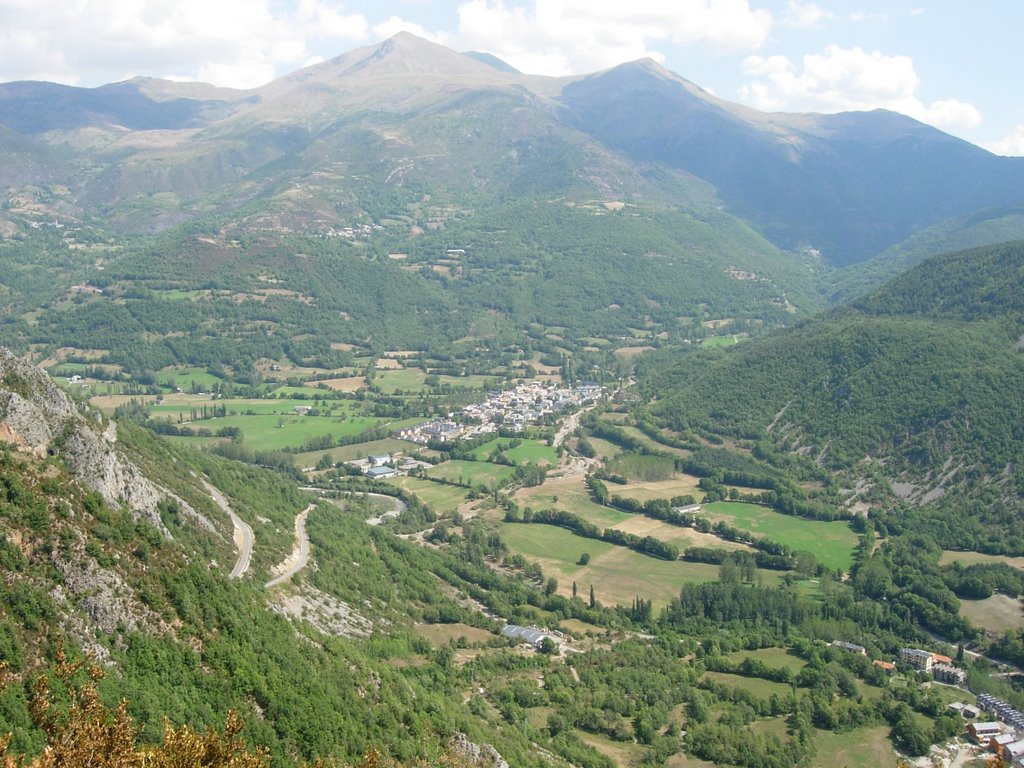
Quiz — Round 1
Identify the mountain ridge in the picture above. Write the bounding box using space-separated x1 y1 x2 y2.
0 32 1021 268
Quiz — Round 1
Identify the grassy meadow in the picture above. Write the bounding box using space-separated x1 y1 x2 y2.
702 501 857 572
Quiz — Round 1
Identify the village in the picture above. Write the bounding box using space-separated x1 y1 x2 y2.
394 379 603 446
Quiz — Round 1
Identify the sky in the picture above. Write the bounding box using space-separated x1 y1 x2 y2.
1 0 1021 155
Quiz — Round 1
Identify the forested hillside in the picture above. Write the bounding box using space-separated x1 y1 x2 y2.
639 241 1024 550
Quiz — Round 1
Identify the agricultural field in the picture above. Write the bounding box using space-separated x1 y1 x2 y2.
721 647 807 674
426 460 516 487
701 501 857 572
371 368 427 392
415 622 495 647
582 436 622 461
514 474 631 529
606 475 703 503
293 438 414 467
499 522 783 608
471 438 558 465
812 726 898 768
939 550 1024 570
701 671 794 699
608 516 753 553
959 593 1024 633
385 476 469 516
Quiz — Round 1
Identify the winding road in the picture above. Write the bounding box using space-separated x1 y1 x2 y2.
265 504 316 588
203 480 254 579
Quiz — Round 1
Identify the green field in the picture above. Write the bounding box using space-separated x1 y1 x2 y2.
426 460 516 487
385 476 468 515
702 501 857 572
722 647 807 674
702 671 794 699
372 368 428 393
293 438 414 466
471 439 558 465
812 726 896 768
156 366 224 391
499 522 783 608
701 334 742 348
160 413 385 452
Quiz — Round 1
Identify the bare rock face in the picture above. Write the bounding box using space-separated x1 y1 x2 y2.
0 347 171 535
449 733 510 768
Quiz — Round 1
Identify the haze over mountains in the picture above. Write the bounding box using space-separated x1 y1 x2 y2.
2 32 1024 268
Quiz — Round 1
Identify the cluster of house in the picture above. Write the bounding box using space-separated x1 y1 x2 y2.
829 642 966 685
345 453 431 479
967 695 1024 763
321 223 382 239
897 646 966 685
397 380 604 445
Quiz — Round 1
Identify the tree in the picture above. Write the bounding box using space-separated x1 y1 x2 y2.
577 552 591 565
539 637 559 655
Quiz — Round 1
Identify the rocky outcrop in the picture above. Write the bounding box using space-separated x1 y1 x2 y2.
0 348 180 536
449 734 510 768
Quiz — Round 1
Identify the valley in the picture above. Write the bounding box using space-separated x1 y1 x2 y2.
1 31 1024 768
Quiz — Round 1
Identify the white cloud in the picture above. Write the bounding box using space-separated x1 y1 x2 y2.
0 0 369 88
782 1 831 28
987 125 1024 157
739 44 981 132
448 0 773 76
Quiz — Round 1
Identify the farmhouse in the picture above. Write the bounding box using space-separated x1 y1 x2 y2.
500 625 556 649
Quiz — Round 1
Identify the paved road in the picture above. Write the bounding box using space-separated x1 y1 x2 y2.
265 504 316 588
203 480 253 579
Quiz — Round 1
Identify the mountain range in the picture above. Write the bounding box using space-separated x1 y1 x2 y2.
2 32 1024 269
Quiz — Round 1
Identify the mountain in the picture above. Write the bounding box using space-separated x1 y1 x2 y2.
0 33 1021 266
638 240 1024 550
557 59 1024 266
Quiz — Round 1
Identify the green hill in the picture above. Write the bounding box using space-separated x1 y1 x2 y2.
639 241 1024 549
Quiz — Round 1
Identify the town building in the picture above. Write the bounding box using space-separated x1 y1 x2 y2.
899 647 935 672
968 722 1003 743
932 663 967 686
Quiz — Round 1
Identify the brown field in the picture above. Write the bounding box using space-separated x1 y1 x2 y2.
559 618 607 637
329 342 357 351
89 394 159 413
606 344 647 360
665 753 717 768
576 732 643 766
39 347 109 365
316 376 366 392
609 475 702 503
609 515 753 552
415 622 495 646
940 550 1024 570
960 593 1024 634
373 357 403 369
